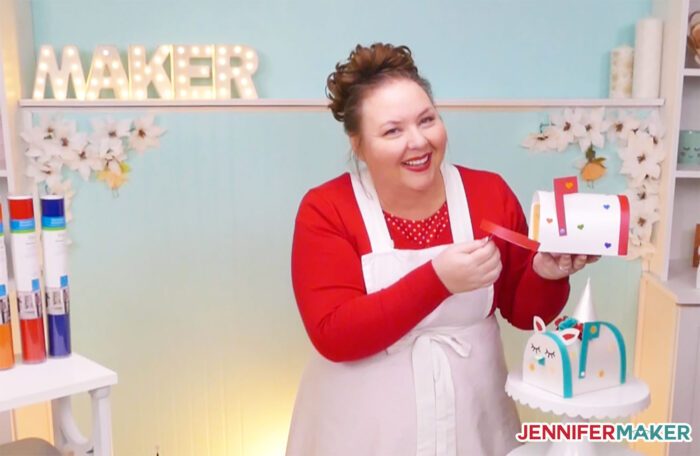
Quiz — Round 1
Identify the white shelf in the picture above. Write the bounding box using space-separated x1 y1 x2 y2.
684 67 700 77
664 259 700 305
0 353 117 411
676 165 700 178
17 97 665 111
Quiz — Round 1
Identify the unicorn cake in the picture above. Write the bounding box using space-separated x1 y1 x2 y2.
522 279 627 398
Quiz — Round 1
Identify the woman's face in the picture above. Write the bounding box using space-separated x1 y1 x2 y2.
352 78 447 197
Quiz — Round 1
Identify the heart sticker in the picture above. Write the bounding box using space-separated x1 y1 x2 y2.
546 218 553 224
604 242 612 249
603 204 610 210
565 182 574 189
577 224 584 230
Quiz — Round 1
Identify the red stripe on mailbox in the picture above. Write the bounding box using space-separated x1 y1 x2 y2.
617 195 630 256
553 176 579 237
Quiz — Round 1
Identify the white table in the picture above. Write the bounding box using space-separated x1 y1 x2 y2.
0 353 118 456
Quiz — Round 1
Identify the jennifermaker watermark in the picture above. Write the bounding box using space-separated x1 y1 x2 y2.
516 422 693 443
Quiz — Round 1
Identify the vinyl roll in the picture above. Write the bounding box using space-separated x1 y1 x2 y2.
41 196 71 357
632 18 663 98
609 45 634 98
0 203 14 370
9 196 46 363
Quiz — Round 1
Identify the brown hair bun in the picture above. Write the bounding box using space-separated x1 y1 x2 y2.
326 43 433 134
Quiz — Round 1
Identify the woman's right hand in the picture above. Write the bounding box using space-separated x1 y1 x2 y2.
431 237 502 294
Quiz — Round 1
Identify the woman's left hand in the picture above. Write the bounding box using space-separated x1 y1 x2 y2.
532 252 600 280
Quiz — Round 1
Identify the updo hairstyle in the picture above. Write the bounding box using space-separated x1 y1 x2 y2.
326 43 433 135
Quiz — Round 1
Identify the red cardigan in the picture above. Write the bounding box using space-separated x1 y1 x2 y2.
291 166 570 362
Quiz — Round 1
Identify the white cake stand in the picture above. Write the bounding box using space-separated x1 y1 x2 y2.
505 371 650 456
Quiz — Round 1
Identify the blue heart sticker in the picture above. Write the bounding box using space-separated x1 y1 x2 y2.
603 204 610 209
604 242 612 248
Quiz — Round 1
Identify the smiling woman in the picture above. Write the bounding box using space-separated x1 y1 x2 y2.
285 43 597 456
350 79 447 220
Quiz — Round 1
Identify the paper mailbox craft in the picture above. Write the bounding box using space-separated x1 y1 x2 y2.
482 176 630 256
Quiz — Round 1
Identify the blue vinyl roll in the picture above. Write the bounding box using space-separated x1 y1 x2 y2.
41 196 71 357
48 313 71 357
40 197 64 217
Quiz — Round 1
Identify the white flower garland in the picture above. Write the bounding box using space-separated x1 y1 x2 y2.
522 108 664 260
20 114 166 223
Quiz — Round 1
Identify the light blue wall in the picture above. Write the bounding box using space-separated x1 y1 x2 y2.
28 1 651 454
30 0 649 98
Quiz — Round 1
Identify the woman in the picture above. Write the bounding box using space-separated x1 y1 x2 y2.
287 43 596 456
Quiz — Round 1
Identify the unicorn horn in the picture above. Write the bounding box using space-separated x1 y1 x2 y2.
572 277 597 323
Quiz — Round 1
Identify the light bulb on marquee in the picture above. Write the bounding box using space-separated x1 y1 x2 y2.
172 44 214 100
33 45 87 100
214 44 258 99
85 45 129 100
130 46 171 99
128 45 173 100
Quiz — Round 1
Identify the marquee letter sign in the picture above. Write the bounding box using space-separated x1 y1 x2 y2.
33 44 260 101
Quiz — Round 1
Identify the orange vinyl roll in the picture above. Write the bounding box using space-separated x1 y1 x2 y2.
0 323 14 369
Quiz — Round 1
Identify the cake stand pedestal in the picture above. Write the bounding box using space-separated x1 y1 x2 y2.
505 371 650 456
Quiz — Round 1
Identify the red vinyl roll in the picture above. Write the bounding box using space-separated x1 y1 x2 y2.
7 197 34 220
19 317 46 363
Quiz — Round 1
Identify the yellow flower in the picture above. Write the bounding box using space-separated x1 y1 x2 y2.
97 162 130 189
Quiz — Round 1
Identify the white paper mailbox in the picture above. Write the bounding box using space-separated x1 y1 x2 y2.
482 176 629 257
529 176 630 256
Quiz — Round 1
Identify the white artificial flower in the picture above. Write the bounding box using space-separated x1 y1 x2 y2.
129 115 165 153
521 126 560 152
631 209 660 243
640 178 661 195
624 186 660 216
21 119 64 163
34 115 67 141
53 118 76 138
549 108 583 152
24 143 52 164
21 127 52 149
607 110 640 145
26 158 63 187
618 131 665 186
573 108 610 152
628 192 660 243
626 233 655 260
630 196 659 242
95 137 127 175
90 117 132 142
65 143 104 181
51 126 87 163
640 110 665 145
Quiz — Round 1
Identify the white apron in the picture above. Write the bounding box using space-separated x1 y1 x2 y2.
287 163 521 456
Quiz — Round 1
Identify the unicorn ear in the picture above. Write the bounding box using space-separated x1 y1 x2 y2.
533 316 546 333
560 328 580 345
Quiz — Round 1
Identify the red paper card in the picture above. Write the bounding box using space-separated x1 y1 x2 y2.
480 220 540 251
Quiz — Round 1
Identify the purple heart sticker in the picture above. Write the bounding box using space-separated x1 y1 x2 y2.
604 242 612 248
603 204 610 209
